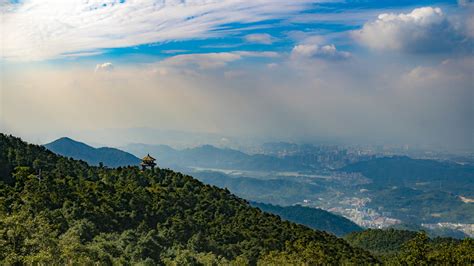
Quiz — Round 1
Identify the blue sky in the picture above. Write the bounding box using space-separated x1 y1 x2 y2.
0 0 473 150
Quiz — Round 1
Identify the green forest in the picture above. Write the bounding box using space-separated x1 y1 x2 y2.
0 133 472 265
345 229 473 264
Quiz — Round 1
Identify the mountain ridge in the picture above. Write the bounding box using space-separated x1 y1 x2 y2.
45 137 141 168
122 142 314 171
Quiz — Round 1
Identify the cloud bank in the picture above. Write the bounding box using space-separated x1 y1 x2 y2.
3 51 472 150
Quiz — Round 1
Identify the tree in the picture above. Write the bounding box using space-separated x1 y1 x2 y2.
399 232 431 265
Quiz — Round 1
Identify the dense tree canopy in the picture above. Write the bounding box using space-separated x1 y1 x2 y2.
345 229 473 264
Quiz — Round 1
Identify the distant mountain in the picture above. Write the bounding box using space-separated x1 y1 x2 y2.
45 137 140 167
251 202 363 237
123 143 314 171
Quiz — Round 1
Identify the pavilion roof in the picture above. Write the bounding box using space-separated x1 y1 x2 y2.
142 154 156 162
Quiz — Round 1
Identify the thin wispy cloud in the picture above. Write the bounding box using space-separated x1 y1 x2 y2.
0 0 319 61
153 51 278 71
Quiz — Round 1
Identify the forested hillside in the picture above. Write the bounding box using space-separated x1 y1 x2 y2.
251 202 362 236
345 229 473 264
0 134 375 264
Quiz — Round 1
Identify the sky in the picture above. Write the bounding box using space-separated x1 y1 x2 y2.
0 0 473 151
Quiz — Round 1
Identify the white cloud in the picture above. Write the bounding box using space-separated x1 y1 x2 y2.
354 7 472 53
244 33 275 44
0 0 318 61
95 62 114 72
155 51 278 70
291 44 350 60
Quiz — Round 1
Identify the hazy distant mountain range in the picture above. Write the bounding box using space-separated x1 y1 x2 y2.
122 143 314 171
45 137 140 168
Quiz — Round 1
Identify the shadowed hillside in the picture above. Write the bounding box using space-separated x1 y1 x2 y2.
251 202 363 237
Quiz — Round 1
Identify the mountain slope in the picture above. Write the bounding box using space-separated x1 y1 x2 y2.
0 134 376 264
345 229 419 257
45 137 141 167
251 202 363 237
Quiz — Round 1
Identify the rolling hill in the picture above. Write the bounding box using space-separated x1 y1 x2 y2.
45 137 141 168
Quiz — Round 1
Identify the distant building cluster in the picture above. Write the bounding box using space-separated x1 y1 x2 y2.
329 205 401 229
